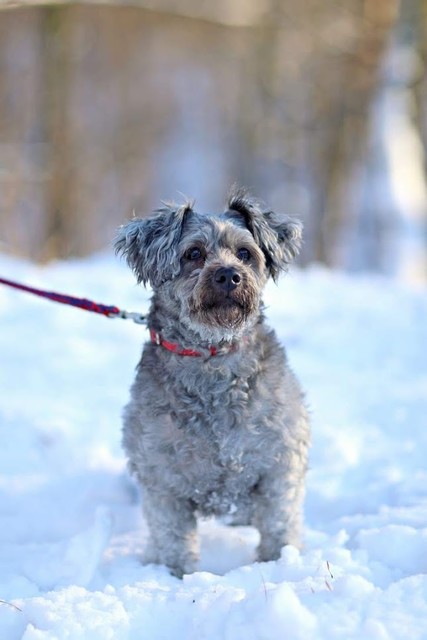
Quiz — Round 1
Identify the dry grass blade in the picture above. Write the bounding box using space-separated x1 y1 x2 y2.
0 599 22 612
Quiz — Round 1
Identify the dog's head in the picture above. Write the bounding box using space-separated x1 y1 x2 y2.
115 187 302 340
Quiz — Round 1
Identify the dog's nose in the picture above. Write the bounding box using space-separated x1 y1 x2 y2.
214 267 241 292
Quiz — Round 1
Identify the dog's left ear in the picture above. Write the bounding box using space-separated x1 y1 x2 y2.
227 187 302 280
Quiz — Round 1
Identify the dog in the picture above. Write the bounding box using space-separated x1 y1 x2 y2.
115 187 310 578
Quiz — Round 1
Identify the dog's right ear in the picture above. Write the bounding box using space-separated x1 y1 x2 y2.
115 203 193 287
226 186 302 281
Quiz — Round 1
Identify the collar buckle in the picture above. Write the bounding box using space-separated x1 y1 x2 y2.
149 329 162 345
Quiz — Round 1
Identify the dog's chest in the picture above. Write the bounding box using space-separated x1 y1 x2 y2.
133 344 286 514
156 366 276 513
169 425 263 515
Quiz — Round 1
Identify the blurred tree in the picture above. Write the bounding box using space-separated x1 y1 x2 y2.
231 0 399 265
413 0 427 172
41 7 72 259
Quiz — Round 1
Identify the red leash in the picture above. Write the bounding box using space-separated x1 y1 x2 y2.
0 276 147 324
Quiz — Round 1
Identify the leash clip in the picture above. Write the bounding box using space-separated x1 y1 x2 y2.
110 309 147 324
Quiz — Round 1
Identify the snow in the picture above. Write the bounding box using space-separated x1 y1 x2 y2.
0 252 426 639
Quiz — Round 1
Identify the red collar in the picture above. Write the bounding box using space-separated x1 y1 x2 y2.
149 328 239 357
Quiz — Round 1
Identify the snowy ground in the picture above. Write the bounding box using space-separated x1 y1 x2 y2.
0 252 426 640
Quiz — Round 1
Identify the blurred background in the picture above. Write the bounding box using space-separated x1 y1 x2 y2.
0 0 426 282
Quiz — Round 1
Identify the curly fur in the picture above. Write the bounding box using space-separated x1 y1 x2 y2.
115 188 310 577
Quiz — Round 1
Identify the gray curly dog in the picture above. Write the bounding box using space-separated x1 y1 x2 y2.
115 187 310 578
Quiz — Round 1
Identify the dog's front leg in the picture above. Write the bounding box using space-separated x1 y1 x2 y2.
253 461 306 562
141 489 198 578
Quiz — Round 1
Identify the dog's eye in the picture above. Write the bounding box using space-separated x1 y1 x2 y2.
185 247 202 261
237 248 251 262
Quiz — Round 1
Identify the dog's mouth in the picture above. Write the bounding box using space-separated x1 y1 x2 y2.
188 282 260 331
204 292 243 309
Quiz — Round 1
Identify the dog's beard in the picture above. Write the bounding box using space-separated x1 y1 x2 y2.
193 295 251 328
